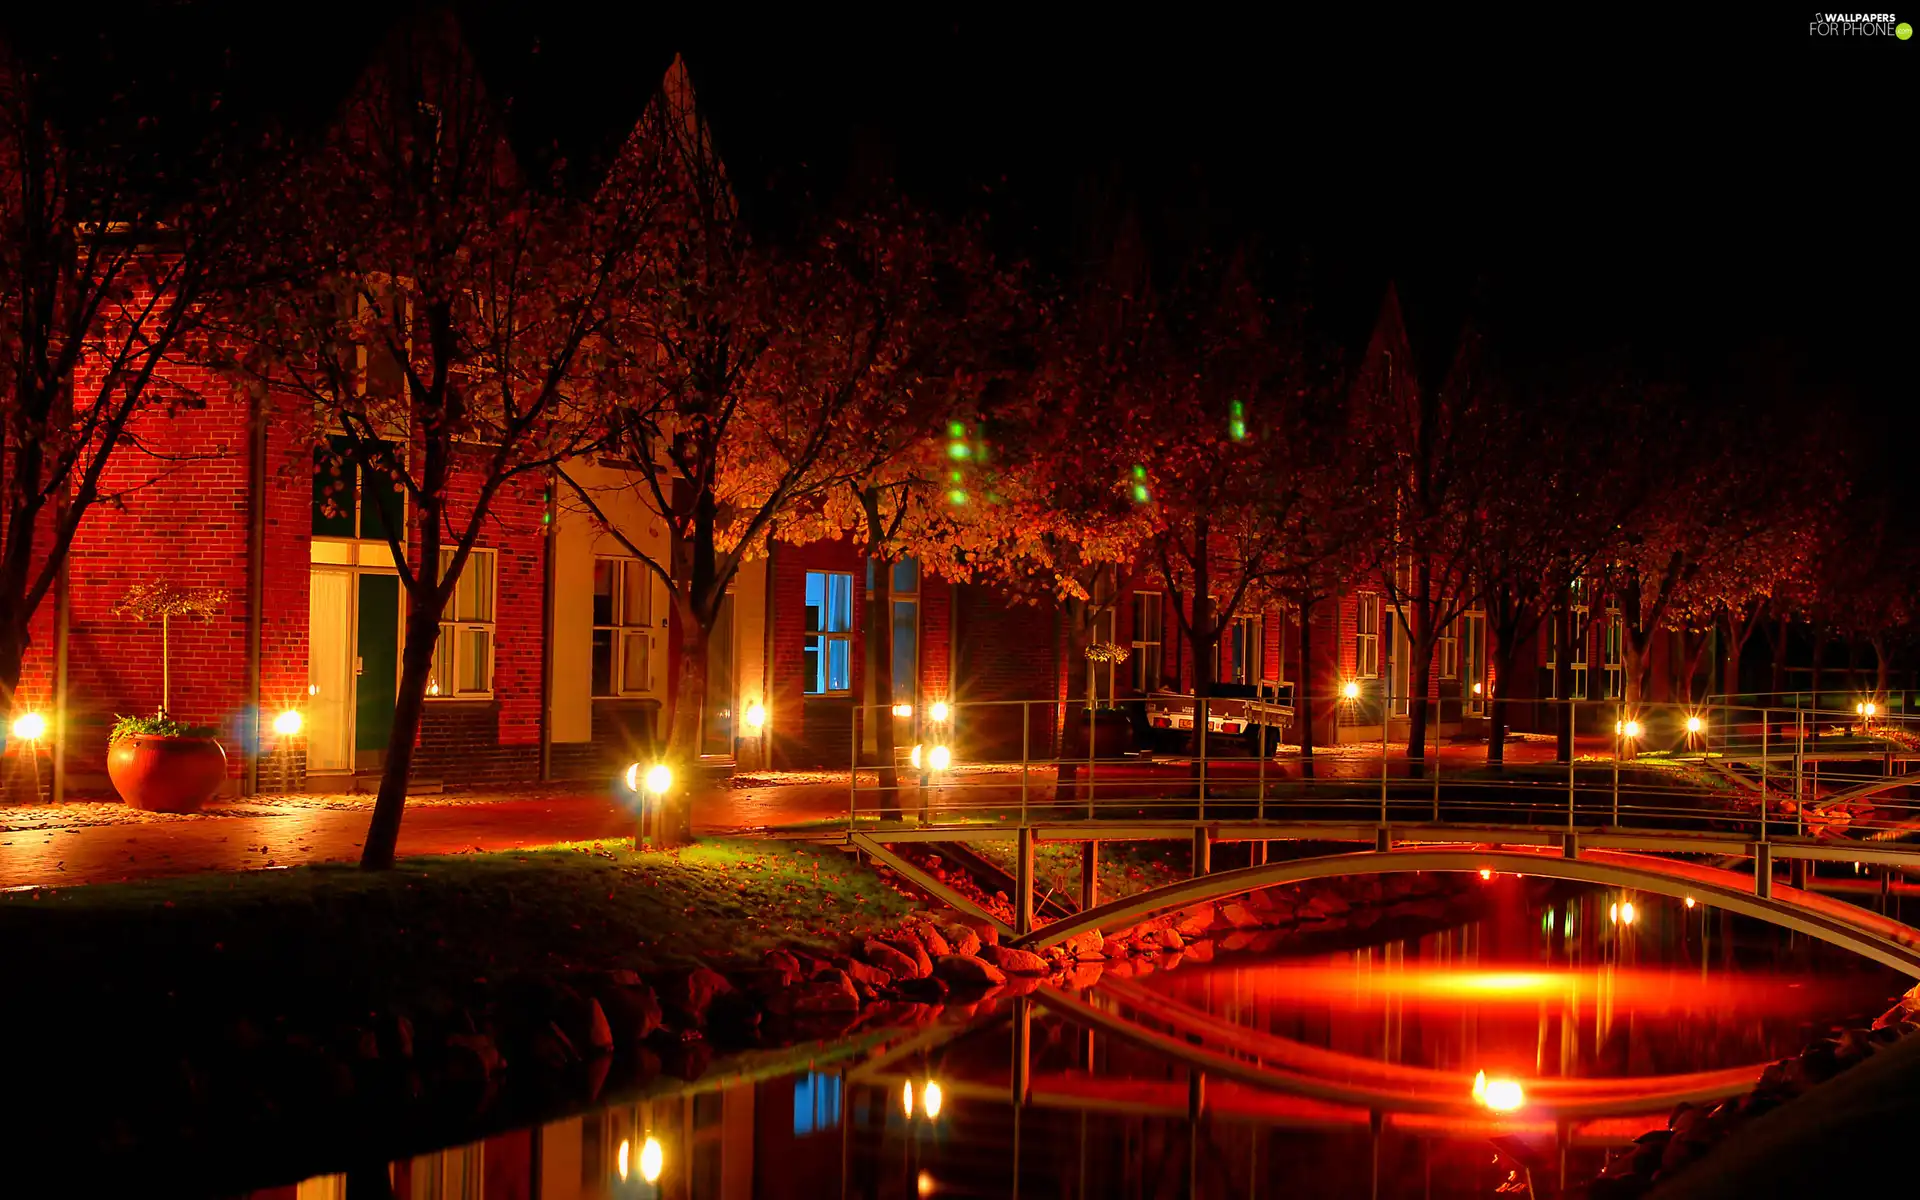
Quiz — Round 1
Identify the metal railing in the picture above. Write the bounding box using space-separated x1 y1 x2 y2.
827 693 1920 855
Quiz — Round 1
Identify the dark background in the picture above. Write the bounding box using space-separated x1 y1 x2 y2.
8 6 1909 443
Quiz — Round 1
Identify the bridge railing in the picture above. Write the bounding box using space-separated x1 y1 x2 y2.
833 693 1920 845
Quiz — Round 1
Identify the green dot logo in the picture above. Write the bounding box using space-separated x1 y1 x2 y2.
1899 21 1914 39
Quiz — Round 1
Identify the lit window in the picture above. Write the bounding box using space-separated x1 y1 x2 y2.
1131 592 1165 691
1355 593 1381 677
793 1071 843 1136
1439 620 1459 680
430 548 495 698
592 557 657 696
804 572 854 695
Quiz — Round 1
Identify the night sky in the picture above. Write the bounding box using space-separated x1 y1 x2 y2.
12 6 1910 436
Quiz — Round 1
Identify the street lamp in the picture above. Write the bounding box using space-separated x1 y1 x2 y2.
1341 680 1361 701
929 700 951 723
11 711 47 742
743 700 767 732
273 709 303 736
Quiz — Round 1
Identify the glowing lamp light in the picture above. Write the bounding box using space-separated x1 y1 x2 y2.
427 679 441 697
12 712 47 741
1479 867 1493 881
1614 719 1642 739
930 701 951 722
1684 896 1696 909
1685 715 1704 734
922 1080 943 1119
618 1138 630 1181
1341 680 1361 701
643 763 673 796
743 700 767 732
918 1170 936 1198
910 744 923 770
1472 1071 1525 1112
1864 701 1878 718
639 1136 663 1185
902 1079 915 1118
1611 900 1637 925
929 745 952 772
1472 681 1484 695
272 709 303 736
307 683 319 696
892 703 913 718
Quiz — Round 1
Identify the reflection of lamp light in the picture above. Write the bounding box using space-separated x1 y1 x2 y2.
640 1136 663 1184
1341 680 1360 701
911 744 923 770
1472 681 1483 695
902 1079 915 1117
12 712 47 741
618 1138 630 1181
1472 1071 1524 1112
307 683 319 696
273 709 303 736
922 1080 943 1119
918 1170 936 1198
892 703 913 718
743 701 767 732
929 745 951 771
1479 867 1492 881
930 701 951 722
1611 900 1637 925
1685 896 1696 909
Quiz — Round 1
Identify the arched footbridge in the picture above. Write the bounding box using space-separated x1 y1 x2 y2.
1006 845 1920 977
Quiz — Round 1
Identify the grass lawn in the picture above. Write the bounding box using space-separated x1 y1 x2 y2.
962 838 1189 906
0 838 926 1030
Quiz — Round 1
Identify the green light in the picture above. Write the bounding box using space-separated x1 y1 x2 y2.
948 441 970 460
949 468 963 483
1131 464 1146 480
948 489 968 505
948 420 967 438
1229 419 1247 440
1132 483 1151 503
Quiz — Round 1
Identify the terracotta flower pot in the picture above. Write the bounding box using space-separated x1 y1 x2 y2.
107 734 228 813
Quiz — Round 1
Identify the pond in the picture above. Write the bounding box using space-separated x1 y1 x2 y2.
236 879 1908 1198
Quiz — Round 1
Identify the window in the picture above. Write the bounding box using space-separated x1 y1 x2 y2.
1355 593 1381 677
312 435 404 540
868 558 919 704
1220 613 1263 685
1131 591 1165 692
804 571 854 694
592 557 657 696
430 548 495 698
793 1071 842 1136
1438 618 1459 680
1463 612 1488 716
1603 611 1624 699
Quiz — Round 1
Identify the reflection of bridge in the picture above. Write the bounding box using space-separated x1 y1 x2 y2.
835 816 1920 974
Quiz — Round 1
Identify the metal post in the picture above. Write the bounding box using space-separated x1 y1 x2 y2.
849 704 860 834
1755 841 1772 898
1197 698 1208 822
1020 701 1030 826
1760 708 1769 843
1795 709 1804 839
1081 840 1099 912
1086 696 1096 820
1192 825 1211 877
1568 700 1577 829
1611 700 1620 827
1016 825 1035 935
1013 994 1032 1104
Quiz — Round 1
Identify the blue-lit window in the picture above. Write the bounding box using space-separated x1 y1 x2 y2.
793 1071 843 1135
803 572 854 694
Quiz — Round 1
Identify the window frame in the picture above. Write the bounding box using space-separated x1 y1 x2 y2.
803 570 855 696
429 546 497 700
591 555 659 698
1355 592 1382 678
1438 618 1459 680
1602 609 1624 699
1218 612 1263 686
1130 590 1165 693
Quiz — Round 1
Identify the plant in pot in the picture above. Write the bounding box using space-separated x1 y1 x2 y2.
1070 642 1136 760
107 581 230 812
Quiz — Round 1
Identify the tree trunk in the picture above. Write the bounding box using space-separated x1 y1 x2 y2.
1296 593 1316 761
1487 608 1523 767
662 616 708 843
1187 519 1213 759
865 555 901 820
1404 562 1433 762
360 598 442 870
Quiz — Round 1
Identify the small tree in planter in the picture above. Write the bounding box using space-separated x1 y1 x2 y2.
108 581 230 812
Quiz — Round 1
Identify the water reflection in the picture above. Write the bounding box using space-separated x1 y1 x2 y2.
258 884 1906 1199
